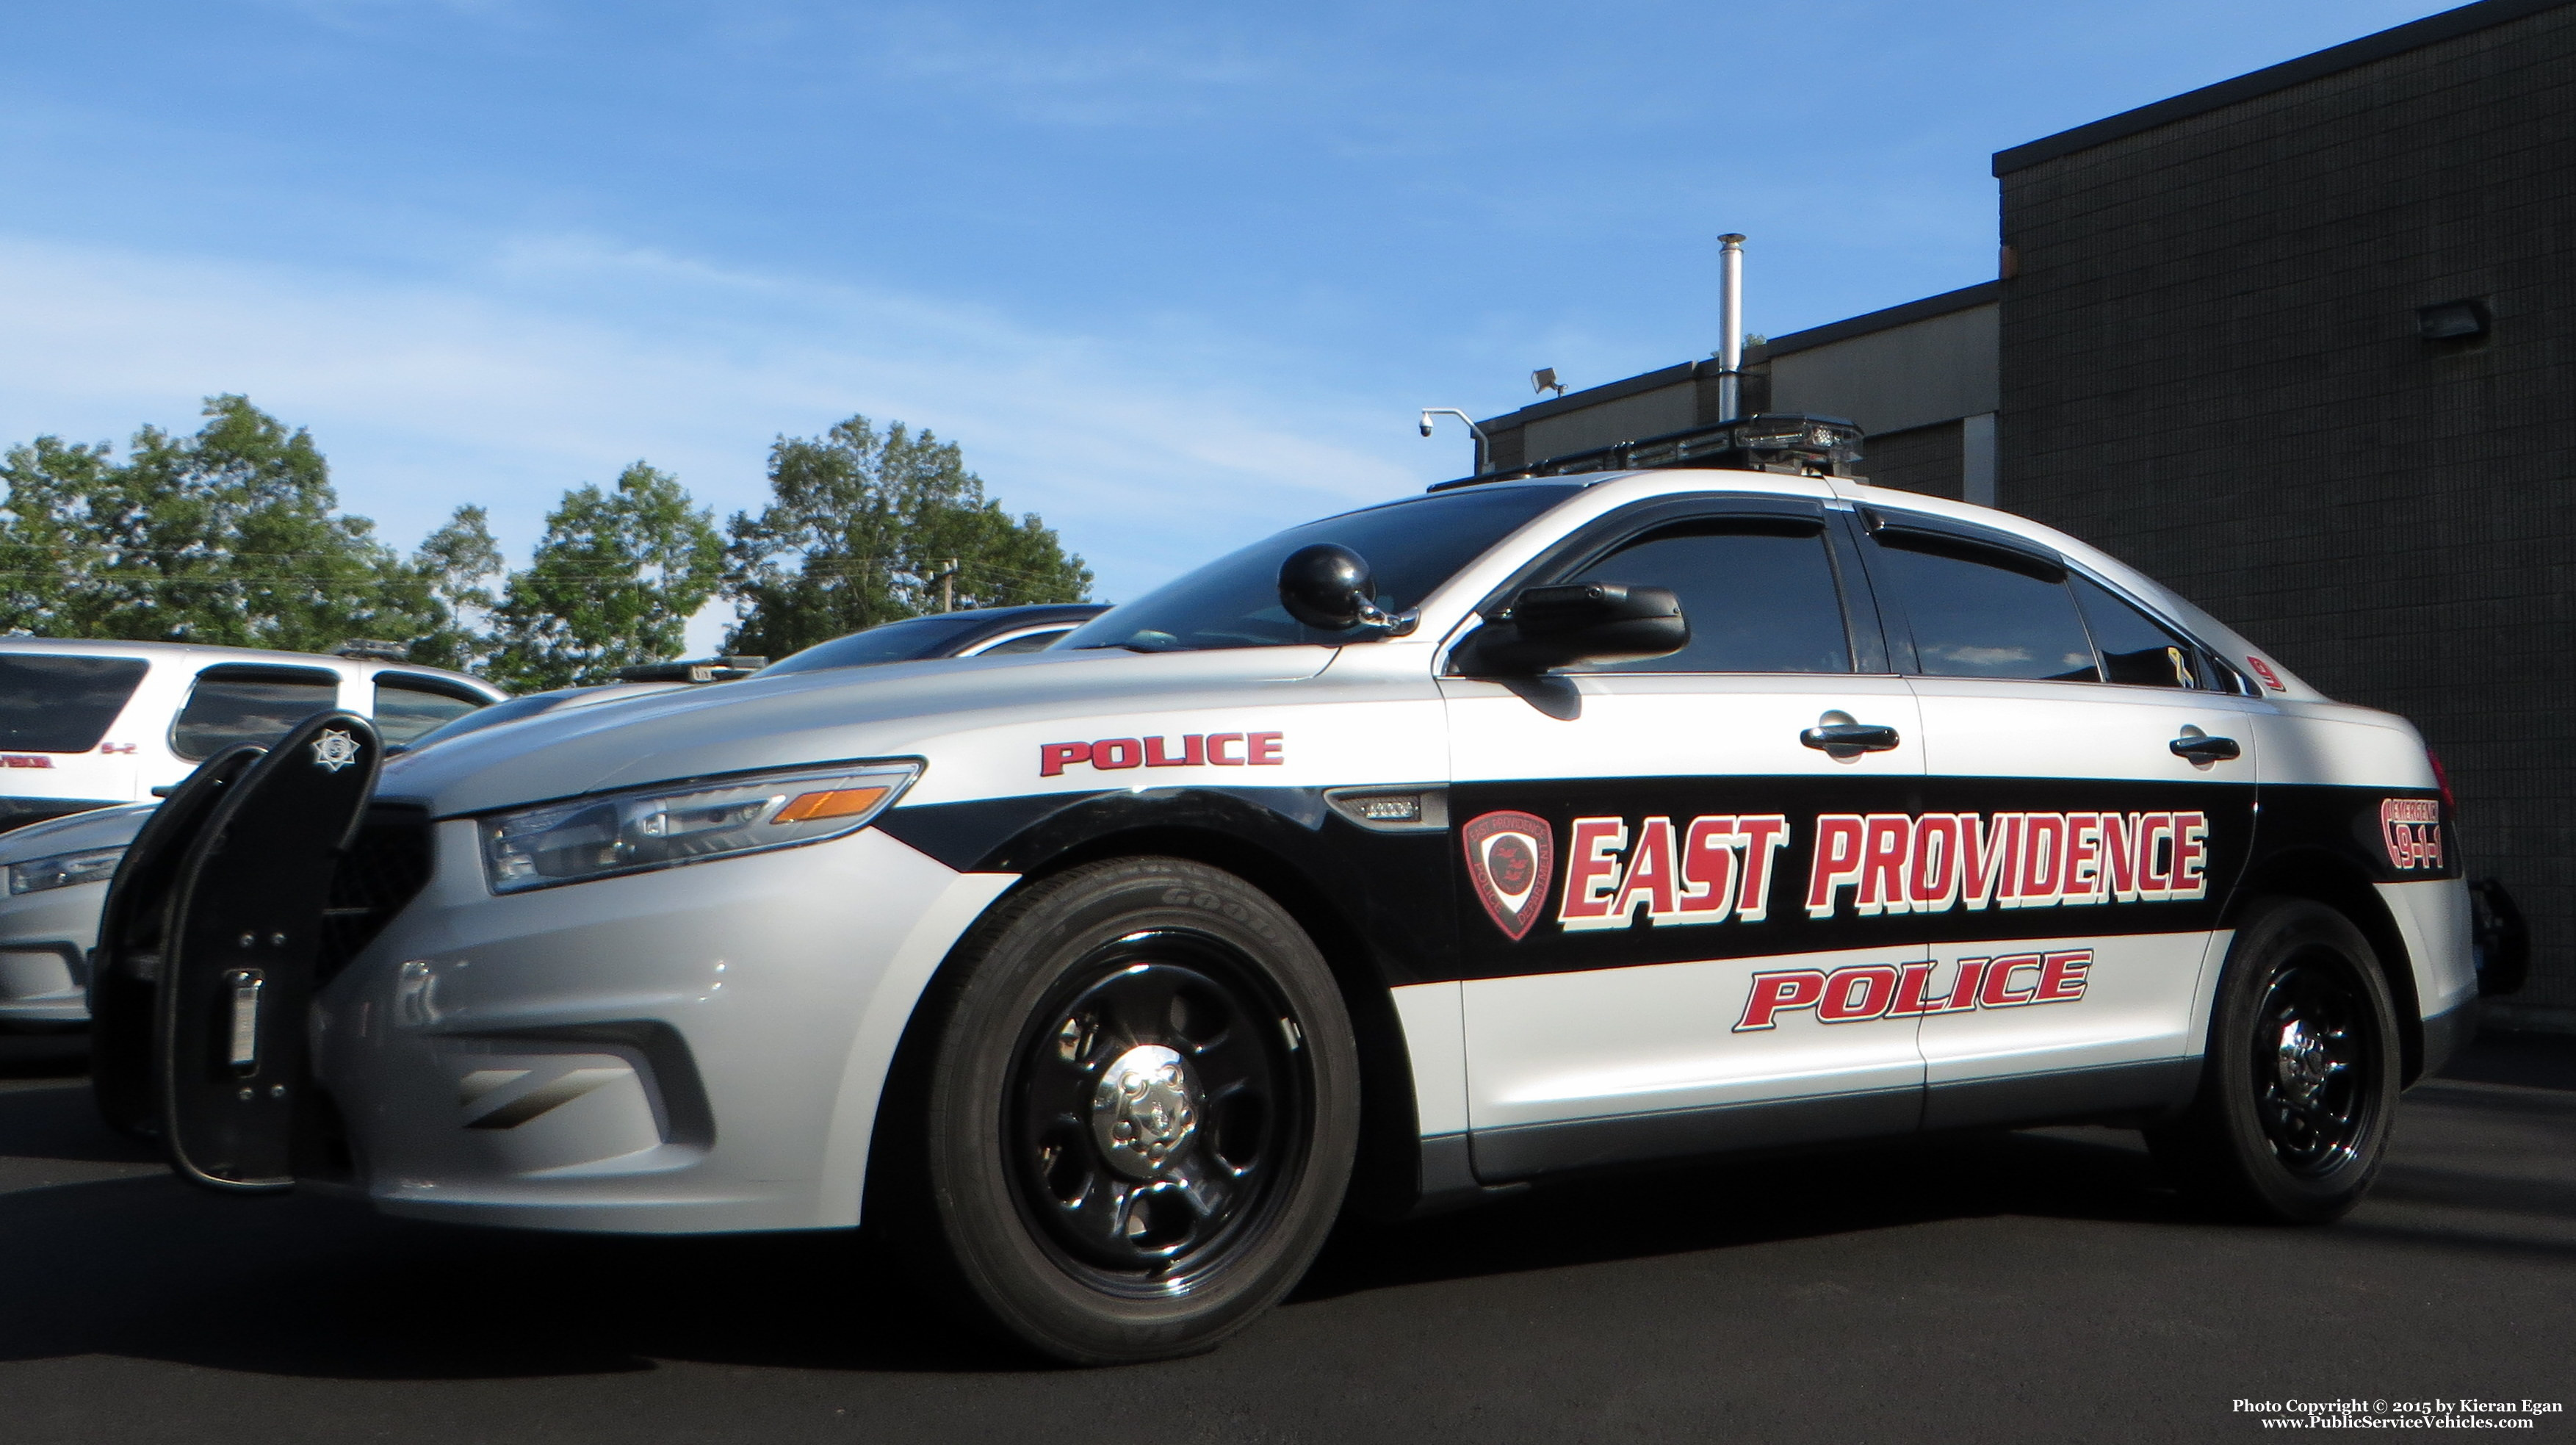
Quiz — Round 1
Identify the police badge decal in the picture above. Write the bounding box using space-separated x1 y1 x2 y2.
1463 810 1554 941
309 728 362 774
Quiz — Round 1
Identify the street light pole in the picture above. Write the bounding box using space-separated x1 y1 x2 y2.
1419 408 1490 475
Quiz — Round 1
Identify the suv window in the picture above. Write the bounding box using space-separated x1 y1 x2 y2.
372 676 488 745
1565 519 1852 673
0 655 150 752
1874 534 2099 682
2070 574 2209 690
171 665 340 760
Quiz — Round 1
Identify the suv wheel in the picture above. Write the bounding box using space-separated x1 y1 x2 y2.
883 857 1359 1364
2148 896 2400 1223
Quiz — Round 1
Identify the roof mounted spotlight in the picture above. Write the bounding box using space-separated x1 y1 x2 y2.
1531 368 1566 397
2417 298 2490 343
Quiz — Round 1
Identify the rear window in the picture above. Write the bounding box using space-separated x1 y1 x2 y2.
1873 534 2099 682
0 655 150 752
171 666 341 760
372 676 488 746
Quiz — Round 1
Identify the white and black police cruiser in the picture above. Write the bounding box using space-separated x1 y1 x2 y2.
93 415 2472 1365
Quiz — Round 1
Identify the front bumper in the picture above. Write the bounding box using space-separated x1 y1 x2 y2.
313 819 1013 1233
0 880 106 1027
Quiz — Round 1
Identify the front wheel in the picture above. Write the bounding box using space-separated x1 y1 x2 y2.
2148 896 2401 1223
884 857 1360 1364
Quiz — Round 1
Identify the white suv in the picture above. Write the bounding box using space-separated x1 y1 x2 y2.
0 640 500 1025
0 638 502 832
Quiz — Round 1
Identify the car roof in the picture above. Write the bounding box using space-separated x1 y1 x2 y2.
0 636 504 697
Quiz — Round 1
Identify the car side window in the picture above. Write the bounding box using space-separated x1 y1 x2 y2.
372 676 488 745
2069 574 2209 690
170 665 341 760
1873 534 2100 682
1562 519 1852 673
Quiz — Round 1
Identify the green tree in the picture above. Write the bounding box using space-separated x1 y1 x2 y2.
0 395 470 658
722 414 1092 659
407 505 506 672
486 463 724 691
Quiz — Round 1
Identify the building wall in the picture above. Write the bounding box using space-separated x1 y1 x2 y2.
1997 1 2576 1019
1861 421 1966 500
1769 303 1997 436
1472 290 1994 496
1522 381 1697 462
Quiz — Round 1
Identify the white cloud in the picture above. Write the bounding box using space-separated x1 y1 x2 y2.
0 230 1429 656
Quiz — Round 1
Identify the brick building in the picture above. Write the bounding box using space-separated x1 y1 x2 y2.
1471 0 2576 1028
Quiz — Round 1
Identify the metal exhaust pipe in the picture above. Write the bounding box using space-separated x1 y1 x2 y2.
1717 233 1746 422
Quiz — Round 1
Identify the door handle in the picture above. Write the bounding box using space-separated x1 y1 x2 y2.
1801 722 1902 754
2169 732 2241 763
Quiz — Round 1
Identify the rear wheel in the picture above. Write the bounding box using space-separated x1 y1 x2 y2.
885 857 1359 1364
2148 897 2400 1223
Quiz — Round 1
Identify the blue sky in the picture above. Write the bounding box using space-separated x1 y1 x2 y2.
0 0 2451 648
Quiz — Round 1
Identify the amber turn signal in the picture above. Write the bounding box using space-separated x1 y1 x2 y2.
773 786 891 824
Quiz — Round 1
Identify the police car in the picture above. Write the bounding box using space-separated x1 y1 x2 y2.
90 417 2471 1366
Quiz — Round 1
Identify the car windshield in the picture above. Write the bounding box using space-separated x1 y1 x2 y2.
1058 484 1583 653
760 614 1003 677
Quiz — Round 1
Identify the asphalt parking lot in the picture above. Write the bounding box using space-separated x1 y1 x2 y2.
1 1030 2569 1445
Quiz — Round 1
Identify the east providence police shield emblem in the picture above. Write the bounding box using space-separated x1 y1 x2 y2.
1462 810 1554 941
309 728 361 774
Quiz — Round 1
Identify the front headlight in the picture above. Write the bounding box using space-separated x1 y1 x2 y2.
480 761 922 895
7 847 126 896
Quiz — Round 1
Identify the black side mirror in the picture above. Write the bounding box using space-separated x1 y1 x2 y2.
1458 583 1688 674
1279 544 1416 635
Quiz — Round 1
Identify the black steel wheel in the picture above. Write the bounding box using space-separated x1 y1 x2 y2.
1009 933 1306 1292
2247 955 2373 1176
880 857 1358 1364
2148 896 2400 1223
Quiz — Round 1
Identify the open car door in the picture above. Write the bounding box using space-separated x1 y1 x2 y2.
149 712 380 1189
90 743 270 1140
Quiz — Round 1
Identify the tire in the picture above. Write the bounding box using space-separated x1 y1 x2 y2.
2148 896 2401 1223
881 857 1360 1364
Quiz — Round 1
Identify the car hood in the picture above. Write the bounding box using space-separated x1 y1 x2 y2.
0 801 156 862
376 645 1341 818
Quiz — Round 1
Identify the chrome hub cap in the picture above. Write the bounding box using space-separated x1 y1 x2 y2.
1092 1044 1198 1179
2274 1018 2337 1106
2248 956 2373 1176
1006 936 1310 1293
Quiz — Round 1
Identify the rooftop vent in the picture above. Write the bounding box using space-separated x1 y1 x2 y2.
333 639 410 662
